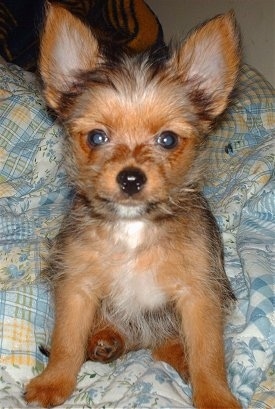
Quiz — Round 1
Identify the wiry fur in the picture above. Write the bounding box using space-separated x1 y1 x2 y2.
25 5 242 409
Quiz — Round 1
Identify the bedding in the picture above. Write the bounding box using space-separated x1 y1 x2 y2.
0 62 274 408
0 0 164 71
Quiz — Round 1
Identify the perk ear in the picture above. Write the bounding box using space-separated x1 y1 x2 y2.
40 4 100 111
171 12 241 121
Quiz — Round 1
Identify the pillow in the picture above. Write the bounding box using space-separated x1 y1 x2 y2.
205 63 275 231
0 62 70 373
203 63 275 298
0 63 71 290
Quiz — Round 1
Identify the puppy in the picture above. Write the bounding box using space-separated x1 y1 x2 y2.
25 5 241 408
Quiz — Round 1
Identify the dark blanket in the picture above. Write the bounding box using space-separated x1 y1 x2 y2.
0 0 165 71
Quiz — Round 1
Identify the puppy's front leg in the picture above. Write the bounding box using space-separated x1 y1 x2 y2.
25 280 97 407
177 296 241 409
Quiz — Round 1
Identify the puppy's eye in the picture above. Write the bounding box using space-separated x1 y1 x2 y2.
156 131 178 149
87 129 109 147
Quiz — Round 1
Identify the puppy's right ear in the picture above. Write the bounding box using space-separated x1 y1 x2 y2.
40 4 100 112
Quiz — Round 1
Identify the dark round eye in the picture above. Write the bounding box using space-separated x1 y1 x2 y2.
87 129 109 147
156 131 178 149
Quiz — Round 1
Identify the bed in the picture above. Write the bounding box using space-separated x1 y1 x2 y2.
0 14 274 409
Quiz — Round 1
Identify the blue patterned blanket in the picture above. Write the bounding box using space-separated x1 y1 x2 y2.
0 63 274 408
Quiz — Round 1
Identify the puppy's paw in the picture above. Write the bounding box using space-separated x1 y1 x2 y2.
24 373 76 408
87 328 125 363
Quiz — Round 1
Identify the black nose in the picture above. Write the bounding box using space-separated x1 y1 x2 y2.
116 167 147 196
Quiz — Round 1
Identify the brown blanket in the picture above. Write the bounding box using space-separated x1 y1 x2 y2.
0 0 164 71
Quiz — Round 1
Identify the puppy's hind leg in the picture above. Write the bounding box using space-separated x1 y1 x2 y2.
152 338 189 381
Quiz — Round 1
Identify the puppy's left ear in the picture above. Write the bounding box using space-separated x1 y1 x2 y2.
40 4 100 112
171 11 241 122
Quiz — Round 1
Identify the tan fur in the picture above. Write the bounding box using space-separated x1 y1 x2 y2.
25 5 242 408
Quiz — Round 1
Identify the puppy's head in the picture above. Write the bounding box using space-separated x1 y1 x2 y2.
40 5 240 219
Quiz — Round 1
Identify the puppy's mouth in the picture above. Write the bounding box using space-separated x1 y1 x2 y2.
114 203 148 218
97 195 149 218
94 194 162 220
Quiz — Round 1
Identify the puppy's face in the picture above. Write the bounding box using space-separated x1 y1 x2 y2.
40 5 240 218
65 63 203 218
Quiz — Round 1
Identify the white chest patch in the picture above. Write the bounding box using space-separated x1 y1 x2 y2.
114 220 145 249
110 266 167 315
106 219 166 320
102 266 169 347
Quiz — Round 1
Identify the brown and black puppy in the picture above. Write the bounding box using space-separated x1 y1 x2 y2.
25 5 241 408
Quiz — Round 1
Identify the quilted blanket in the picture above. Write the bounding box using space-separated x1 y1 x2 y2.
0 62 274 408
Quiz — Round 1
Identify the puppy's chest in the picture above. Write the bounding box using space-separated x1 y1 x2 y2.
104 220 167 311
113 220 146 250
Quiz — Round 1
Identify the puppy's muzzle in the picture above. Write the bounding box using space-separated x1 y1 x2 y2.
116 167 147 196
